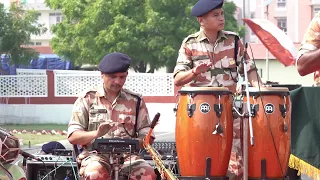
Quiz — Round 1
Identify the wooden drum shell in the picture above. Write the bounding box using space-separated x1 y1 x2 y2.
175 87 233 177
242 87 291 178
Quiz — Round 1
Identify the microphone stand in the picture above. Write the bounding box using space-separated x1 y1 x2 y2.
22 157 27 174
242 43 255 180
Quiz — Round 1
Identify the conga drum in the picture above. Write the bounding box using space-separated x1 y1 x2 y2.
175 87 233 177
242 87 291 179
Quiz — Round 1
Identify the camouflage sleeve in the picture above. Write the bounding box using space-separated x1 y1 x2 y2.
67 96 90 138
173 41 193 76
296 12 320 66
136 98 155 139
0 164 26 180
237 39 257 76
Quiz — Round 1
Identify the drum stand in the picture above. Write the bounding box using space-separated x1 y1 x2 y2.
177 157 229 180
108 152 127 180
240 43 255 180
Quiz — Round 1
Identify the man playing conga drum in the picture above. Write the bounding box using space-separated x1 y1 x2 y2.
173 0 264 179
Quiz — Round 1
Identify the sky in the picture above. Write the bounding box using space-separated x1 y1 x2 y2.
231 0 257 11
0 0 10 8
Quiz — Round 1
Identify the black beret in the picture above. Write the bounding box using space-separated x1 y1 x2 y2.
42 141 66 154
99 52 131 74
191 0 224 17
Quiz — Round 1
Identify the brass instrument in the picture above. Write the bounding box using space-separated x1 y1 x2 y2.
143 113 178 180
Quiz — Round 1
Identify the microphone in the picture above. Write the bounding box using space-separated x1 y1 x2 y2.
20 150 42 161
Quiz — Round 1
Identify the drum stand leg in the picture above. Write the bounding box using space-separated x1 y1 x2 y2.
247 159 288 180
177 157 229 180
205 157 211 178
261 159 266 180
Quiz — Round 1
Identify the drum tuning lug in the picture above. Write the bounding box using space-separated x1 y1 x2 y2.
284 123 288 132
187 103 196 117
250 104 259 117
173 104 178 116
213 123 223 135
279 104 287 118
214 104 223 118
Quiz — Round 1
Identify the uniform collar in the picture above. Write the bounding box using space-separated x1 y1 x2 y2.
95 85 126 99
197 30 228 42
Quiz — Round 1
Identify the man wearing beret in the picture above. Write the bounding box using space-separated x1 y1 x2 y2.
67 52 157 180
173 0 264 180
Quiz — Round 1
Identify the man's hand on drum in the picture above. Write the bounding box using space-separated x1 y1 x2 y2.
95 120 117 138
193 62 213 75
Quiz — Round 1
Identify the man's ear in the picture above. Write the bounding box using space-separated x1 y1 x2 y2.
197 17 204 26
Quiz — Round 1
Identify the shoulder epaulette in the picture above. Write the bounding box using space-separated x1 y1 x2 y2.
183 31 200 44
223 30 238 36
223 31 240 40
78 89 98 98
122 88 142 98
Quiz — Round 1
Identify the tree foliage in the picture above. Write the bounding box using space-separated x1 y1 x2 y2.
45 0 244 72
0 2 47 68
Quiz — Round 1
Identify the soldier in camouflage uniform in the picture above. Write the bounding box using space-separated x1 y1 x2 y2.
173 0 264 179
68 52 157 180
0 164 26 180
297 11 320 86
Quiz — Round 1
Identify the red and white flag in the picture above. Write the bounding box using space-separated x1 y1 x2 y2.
243 18 296 67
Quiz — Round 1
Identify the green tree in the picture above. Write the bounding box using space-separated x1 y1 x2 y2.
223 1 245 37
0 2 47 70
144 0 245 72
45 0 244 72
46 0 152 72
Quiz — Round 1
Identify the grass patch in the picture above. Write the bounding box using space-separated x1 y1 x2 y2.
15 133 67 147
0 124 68 131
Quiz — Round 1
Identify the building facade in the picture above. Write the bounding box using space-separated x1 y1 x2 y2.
238 0 316 85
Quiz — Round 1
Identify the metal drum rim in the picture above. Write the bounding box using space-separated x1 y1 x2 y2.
242 87 290 93
179 86 232 94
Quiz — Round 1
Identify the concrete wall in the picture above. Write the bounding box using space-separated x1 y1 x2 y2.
253 60 314 86
0 103 177 133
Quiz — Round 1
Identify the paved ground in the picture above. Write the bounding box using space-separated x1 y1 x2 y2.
18 131 311 180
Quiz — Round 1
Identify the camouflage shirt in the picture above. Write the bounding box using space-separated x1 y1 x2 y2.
174 30 257 93
67 86 155 147
297 12 320 86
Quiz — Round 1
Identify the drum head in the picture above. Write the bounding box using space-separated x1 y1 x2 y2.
242 86 289 96
179 86 232 95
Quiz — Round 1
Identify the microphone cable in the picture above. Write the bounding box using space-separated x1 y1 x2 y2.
40 159 78 180
0 162 13 180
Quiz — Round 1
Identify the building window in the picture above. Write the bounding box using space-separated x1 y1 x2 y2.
277 18 287 33
277 0 286 8
25 42 35 46
314 7 320 18
250 12 256 36
35 42 42 46
49 12 63 26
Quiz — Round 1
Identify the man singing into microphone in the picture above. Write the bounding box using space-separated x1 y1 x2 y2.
173 0 263 179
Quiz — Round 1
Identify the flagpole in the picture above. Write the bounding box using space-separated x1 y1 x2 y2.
265 3 270 81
